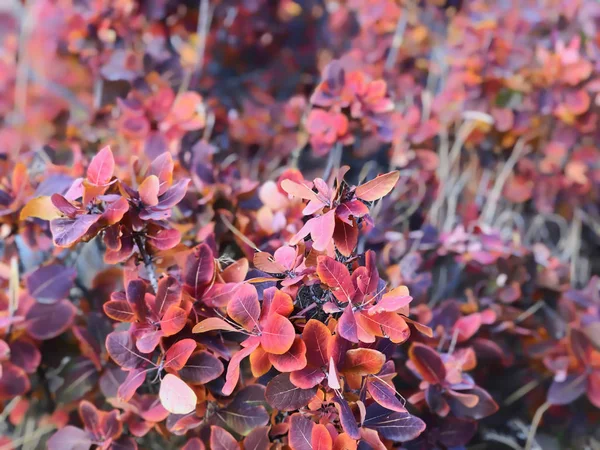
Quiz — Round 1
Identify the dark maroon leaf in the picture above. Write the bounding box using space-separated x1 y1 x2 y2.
179 351 224 385
9 339 42 373
265 373 317 411
438 418 478 447
26 264 77 303
25 300 76 340
184 243 214 298
363 403 426 442
0 362 30 399
243 426 270 450
447 387 499 419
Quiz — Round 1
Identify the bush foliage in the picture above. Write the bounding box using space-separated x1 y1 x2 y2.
1 1 600 449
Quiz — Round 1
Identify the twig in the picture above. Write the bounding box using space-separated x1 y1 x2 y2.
481 134 534 225
134 235 159 293
525 401 551 450
220 214 261 252
11 0 31 159
504 377 545 406
384 9 408 72
0 425 56 450
323 143 342 182
178 0 212 96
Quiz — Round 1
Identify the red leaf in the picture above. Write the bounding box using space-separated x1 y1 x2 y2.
250 346 272 377
453 313 482 343
159 374 197 414
316 256 355 303
408 343 446 384
369 285 412 314
202 283 242 307
280 179 318 201
336 200 369 224
148 228 181 250
254 252 286 274
333 434 357 450
103 300 136 322
311 424 332 450
153 276 182 317
290 366 325 389
101 197 129 225
139 175 160 206
333 218 358 257
87 146 115 186
227 283 261 331
260 314 295 355
356 311 410 344
302 319 331 367
343 349 385 376
262 287 294 319
192 317 238 333
160 305 187 336
310 210 336 252
355 171 399 201
149 152 174 195
269 336 307 372
164 339 197 370
222 338 260 396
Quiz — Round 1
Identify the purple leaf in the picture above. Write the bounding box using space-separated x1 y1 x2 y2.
47 425 92 450
106 331 151 370
333 396 360 439
363 403 426 442
288 414 314 450
547 374 587 405
26 264 76 304
265 373 317 411
179 351 224 385
51 214 101 247
25 300 76 340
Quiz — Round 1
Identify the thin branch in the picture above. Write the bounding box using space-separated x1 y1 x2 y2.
384 9 408 72
481 133 535 225
178 0 212 96
323 142 342 182
525 401 551 450
134 235 159 293
220 214 261 252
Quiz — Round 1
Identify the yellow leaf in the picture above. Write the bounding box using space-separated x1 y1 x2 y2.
20 196 61 221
